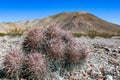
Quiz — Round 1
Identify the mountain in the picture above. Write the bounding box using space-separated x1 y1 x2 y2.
0 12 120 35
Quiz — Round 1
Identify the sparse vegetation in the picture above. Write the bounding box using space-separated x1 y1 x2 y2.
117 30 120 36
72 32 86 37
73 30 120 38
5 27 29 36
87 30 99 39
0 33 7 36
87 30 117 38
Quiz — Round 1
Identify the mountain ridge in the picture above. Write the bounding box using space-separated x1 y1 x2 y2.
0 12 120 35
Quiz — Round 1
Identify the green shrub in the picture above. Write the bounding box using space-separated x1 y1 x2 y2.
117 30 120 36
87 30 99 39
98 32 113 38
87 30 114 38
72 32 86 37
0 33 7 36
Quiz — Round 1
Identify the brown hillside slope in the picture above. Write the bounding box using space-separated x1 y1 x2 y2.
0 12 120 35
39 12 120 34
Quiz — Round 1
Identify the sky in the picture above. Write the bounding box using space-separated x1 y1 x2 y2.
0 0 120 25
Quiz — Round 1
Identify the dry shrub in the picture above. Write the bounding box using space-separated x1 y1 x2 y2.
6 27 28 36
87 30 115 38
87 30 99 39
0 33 7 37
72 32 86 37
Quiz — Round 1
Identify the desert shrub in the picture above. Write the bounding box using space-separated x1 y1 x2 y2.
22 28 43 54
3 49 23 79
98 32 113 38
87 29 117 38
72 32 86 37
87 30 99 39
0 33 7 37
6 27 29 36
117 30 120 36
22 53 48 80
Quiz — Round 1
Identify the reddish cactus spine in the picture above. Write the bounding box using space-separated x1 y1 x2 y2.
22 53 48 80
22 28 43 54
3 49 23 79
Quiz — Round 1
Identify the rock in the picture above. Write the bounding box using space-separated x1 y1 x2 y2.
54 76 64 80
93 43 105 49
118 46 120 53
104 75 113 80
2 38 7 43
90 70 100 79
104 47 111 52
50 72 64 80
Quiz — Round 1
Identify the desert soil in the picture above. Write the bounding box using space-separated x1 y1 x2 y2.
0 36 120 80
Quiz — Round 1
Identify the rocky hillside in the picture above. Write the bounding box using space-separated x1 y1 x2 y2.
0 12 120 34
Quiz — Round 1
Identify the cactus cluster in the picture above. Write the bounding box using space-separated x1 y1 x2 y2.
23 25 89 72
0 25 89 80
22 28 43 54
3 49 23 79
22 53 48 80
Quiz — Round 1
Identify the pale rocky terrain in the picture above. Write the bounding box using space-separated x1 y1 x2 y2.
0 36 119 80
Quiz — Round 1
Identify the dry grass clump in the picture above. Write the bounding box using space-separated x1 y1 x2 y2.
0 33 7 37
72 32 86 37
6 27 29 36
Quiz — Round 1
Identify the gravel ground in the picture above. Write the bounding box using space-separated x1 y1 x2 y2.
0 36 120 80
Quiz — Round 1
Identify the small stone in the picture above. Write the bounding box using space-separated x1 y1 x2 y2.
51 72 64 80
104 75 113 80
112 49 118 53
56 76 64 80
90 70 99 79
2 38 7 43
104 47 110 52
